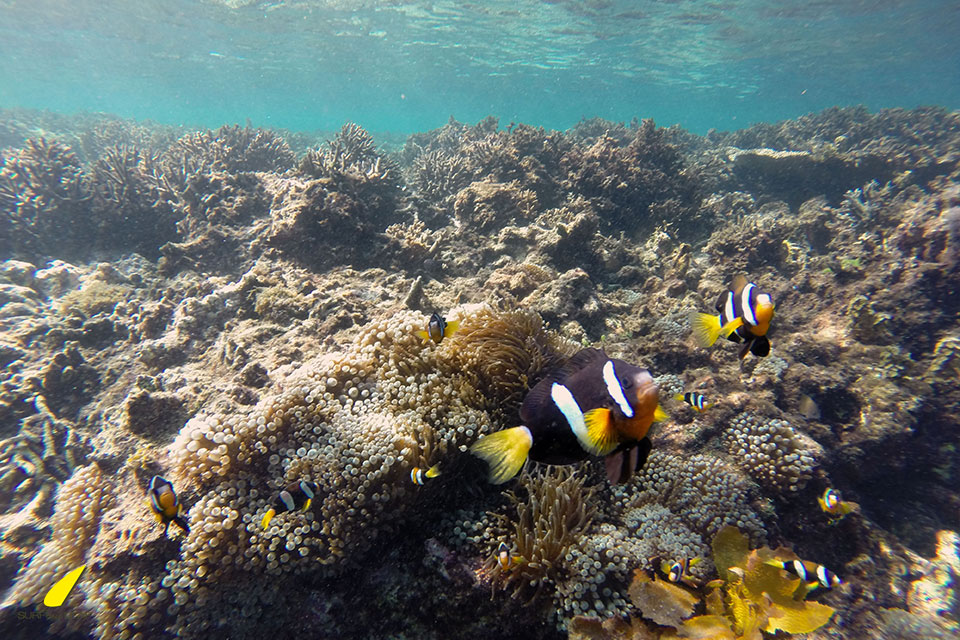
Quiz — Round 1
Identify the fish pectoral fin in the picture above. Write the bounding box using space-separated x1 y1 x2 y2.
689 312 724 347
653 404 669 423
719 316 744 337
173 515 191 534
468 427 533 484
443 320 460 338
302 498 312 512
261 509 276 530
43 564 86 608
583 408 618 456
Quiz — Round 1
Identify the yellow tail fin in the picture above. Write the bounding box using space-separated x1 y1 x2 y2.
415 330 430 342
425 464 441 479
689 312 723 347
261 509 276 529
443 320 460 338
469 427 533 484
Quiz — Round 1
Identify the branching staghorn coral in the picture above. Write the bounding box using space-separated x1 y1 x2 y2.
163 125 295 175
0 410 87 515
0 138 92 259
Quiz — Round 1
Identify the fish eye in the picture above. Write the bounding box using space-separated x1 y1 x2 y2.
620 376 632 389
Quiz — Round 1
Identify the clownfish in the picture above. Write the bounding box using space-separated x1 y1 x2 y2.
148 475 190 535
675 392 712 412
660 557 701 586
261 480 317 529
818 487 858 519
767 558 842 592
470 348 667 485
416 312 459 345
690 276 775 358
410 464 441 485
496 542 523 570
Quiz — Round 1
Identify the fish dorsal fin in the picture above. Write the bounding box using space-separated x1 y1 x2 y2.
563 348 608 374
521 348 608 422
731 275 748 294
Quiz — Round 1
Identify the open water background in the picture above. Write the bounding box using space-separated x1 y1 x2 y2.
1 0 958 134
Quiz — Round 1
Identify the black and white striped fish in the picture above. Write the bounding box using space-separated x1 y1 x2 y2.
768 558 842 591
416 312 459 344
470 348 667 485
261 480 317 529
410 464 440 485
690 276 775 358
674 392 712 412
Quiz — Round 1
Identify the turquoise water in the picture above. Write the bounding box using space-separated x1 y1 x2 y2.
1 0 959 134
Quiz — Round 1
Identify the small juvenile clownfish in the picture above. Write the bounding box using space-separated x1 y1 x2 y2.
674 392 712 412
690 276 775 358
410 464 441 485
496 542 523 571
660 557 701 586
261 480 317 529
470 348 667 485
767 558 842 592
148 475 190 535
818 487 858 519
416 312 459 345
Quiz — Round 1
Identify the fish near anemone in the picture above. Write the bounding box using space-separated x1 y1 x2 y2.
416 312 459 344
660 557 701 587
496 542 523 571
410 464 441 485
147 475 190 535
469 348 667 485
690 275 775 358
261 480 317 529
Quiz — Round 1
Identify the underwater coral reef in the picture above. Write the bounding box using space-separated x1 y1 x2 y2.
0 106 958 639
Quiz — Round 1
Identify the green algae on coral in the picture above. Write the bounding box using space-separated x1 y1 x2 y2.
59 280 131 316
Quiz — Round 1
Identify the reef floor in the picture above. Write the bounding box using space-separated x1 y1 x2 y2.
0 106 958 639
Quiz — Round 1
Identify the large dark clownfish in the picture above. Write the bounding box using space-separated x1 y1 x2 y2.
690 276 775 358
470 348 667 485
147 475 190 535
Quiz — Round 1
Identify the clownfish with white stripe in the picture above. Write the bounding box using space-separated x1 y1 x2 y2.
416 312 459 344
147 475 190 535
496 542 523 570
689 276 775 358
818 487 858 519
410 464 441 485
261 480 317 529
660 557 701 587
674 392 712 412
766 558 842 592
469 348 667 485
